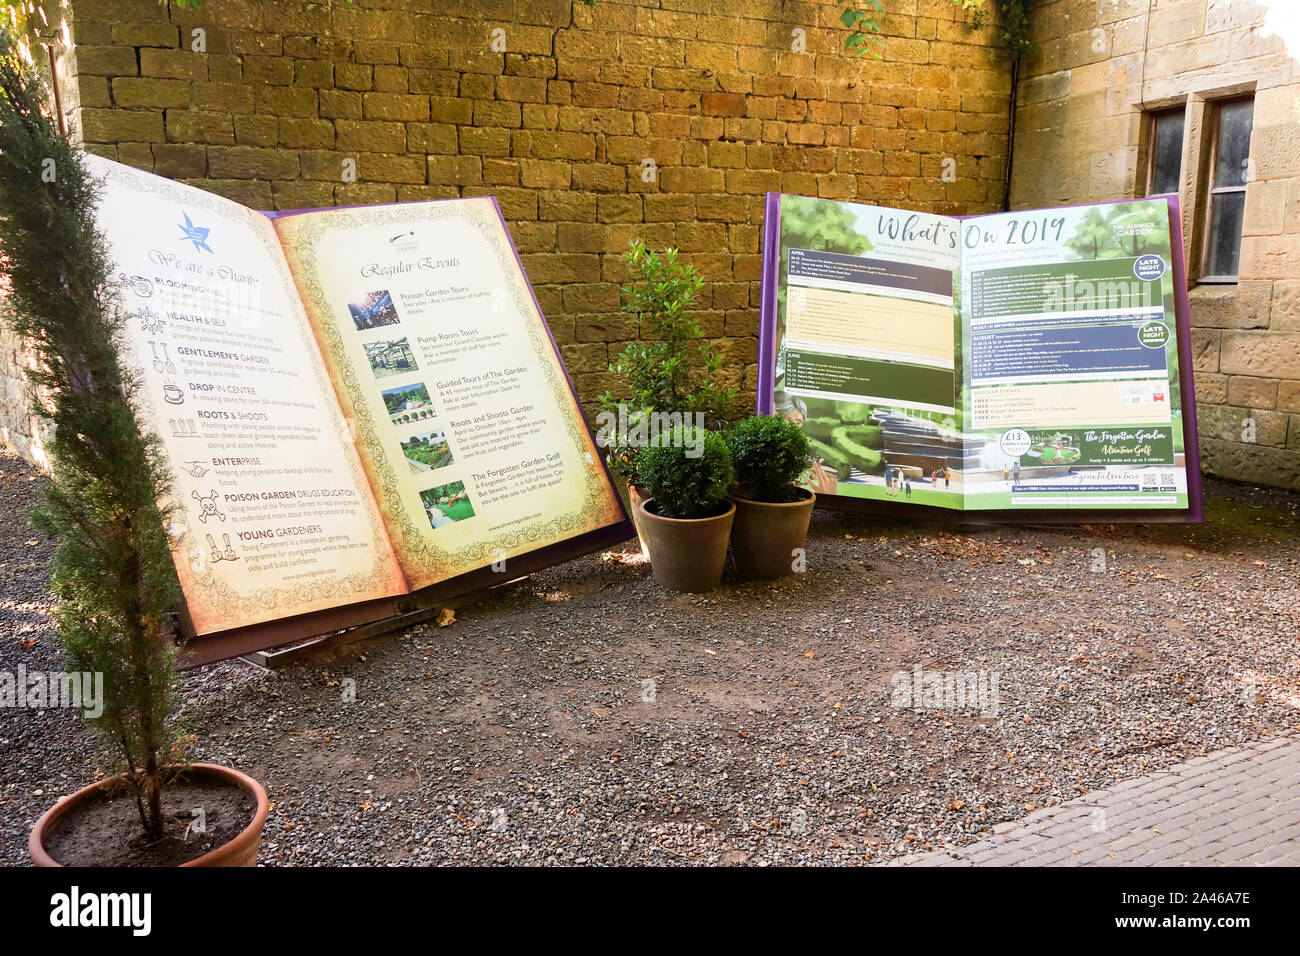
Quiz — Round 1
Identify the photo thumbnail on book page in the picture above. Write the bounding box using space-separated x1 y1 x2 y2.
771 193 965 510
958 199 1189 510
273 198 624 591
84 155 405 636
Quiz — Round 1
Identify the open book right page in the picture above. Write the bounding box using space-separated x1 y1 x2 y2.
271 198 625 592
957 200 1190 511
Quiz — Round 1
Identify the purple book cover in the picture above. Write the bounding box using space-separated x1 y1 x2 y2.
757 191 1203 523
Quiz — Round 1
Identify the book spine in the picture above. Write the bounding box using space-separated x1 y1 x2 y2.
757 191 782 415
1165 193 1205 523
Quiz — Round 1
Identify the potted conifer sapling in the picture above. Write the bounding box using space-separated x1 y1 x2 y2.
637 425 734 592
0 26 268 866
726 414 816 580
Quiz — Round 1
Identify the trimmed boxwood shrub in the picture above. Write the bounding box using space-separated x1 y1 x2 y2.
639 425 732 519
726 414 812 503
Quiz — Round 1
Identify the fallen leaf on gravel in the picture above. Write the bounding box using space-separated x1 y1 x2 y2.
25 539 37 546
804 651 815 658
18 638 36 650
436 607 455 627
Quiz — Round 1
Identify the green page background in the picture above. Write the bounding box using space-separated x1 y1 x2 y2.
772 194 965 510
956 199 1188 511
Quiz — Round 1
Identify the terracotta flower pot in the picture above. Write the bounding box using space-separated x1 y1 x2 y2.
30 762 269 868
638 497 735 592
626 482 652 560
728 488 815 580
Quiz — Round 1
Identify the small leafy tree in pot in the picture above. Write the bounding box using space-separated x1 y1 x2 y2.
726 414 813 504
597 240 735 488
0 26 188 843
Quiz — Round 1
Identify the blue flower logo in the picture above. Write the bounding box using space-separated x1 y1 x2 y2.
178 212 213 254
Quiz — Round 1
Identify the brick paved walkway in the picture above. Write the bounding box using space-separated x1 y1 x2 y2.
888 732 1300 866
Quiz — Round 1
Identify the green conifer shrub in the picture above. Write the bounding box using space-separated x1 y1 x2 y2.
0 26 188 842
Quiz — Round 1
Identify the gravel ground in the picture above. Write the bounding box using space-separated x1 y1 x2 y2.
2 447 1298 866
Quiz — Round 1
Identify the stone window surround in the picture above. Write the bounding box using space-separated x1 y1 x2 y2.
1135 80 1258 298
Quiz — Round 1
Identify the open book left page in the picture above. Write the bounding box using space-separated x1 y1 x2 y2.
761 192 964 510
85 155 407 636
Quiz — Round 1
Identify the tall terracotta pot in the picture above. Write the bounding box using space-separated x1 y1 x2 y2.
638 498 734 592
728 488 815 580
30 762 269 868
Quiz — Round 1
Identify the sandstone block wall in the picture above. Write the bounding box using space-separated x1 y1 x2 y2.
57 0 1010 417
1010 0 1300 490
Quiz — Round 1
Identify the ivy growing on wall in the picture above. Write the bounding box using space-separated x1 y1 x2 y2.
998 0 1036 58
838 0 887 58
840 0 1035 60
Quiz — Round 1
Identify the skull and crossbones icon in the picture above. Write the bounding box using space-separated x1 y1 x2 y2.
192 488 225 523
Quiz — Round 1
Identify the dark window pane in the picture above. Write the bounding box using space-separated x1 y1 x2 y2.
1205 190 1245 277
1214 99 1254 187
1148 110 1184 195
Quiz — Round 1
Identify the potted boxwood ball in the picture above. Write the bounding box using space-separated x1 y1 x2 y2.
637 424 734 592
725 414 815 580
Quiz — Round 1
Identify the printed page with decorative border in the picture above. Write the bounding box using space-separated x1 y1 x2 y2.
271 197 625 590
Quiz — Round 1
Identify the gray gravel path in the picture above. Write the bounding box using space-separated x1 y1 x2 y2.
2 448 1297 865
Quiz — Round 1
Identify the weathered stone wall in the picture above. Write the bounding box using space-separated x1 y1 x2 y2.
0 319 52 471
50 0 1011 421
1010 0 1300 490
